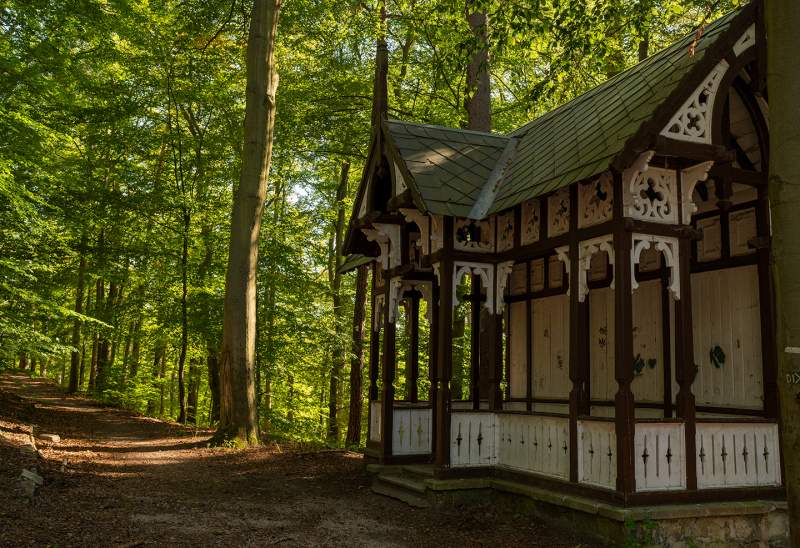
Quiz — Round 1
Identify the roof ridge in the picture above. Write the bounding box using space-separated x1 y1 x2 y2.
386 118 509 140
468 137 520 219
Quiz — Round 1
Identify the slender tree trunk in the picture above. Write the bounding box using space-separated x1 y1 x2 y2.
346 263 368 446
177 212 190 423
78 341 86 389
130 316 142 378
68 232 88 393
187 359 200 424
207 350 221 423
88 331 99 390
215 0 281 446
328 161 349 443
121 325 132 386
767 0 800 541
464 3 491 132
18 354 27 371
159 351 167 417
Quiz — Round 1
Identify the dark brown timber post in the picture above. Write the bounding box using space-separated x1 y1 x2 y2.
380 267 397 460
429 280 440 455
756 183 779 419
488 306 504 411
471 274 481 409
568 183 590 483
675 235 698 490
368 264 380 402
434 217 455 466
408 293 420 403
613 174 636 499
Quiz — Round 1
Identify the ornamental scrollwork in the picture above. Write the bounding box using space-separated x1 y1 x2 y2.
578 173 613 228
661 59 729 144
548 188 570 237
521 199 540 245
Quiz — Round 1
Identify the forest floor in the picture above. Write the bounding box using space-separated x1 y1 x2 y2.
0 372 598 547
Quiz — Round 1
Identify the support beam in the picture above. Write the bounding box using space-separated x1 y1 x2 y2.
408 294 420 403
434 217 455 467
471 274 481 409
613 175 636 499
756 185 779 419
380 272 396 460
674 236 698 490
368 264 380 402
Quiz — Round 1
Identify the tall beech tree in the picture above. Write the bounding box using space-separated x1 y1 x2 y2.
767 0 800 540
215 0 281 446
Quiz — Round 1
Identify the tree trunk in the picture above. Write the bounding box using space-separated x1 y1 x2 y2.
68 232 88 393
187 359 200 424
345 263 368 446
215 0 281 447
121 325 132 386
207 350 221 423
767 0 800 541
177 212 190 423
328 161 349 443
88 331 99 390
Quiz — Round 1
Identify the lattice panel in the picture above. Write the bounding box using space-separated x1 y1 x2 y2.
454 217 495 252
627 167 678 224
578 174 614 228
521 199 541 245
497 211 515 252
578 420 617 490
634 422 686 492
696 422 781 489
548 188 570 237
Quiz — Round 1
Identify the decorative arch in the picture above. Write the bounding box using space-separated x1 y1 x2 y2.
631 234 680 300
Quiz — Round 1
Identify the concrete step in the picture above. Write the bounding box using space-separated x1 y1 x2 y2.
402 464 435 478
379 473 427 494
371 478 431 508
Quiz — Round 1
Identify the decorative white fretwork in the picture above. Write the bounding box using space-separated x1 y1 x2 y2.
631 233 680 300
554 245 570 295
497 212 515 252
373 294 385 331
624 166 678 224
578 236 615 302
661 59 729 144
548 188 571 237
393 162 407 195
521 199 541 245
386 279 433 323
454 217 494 252
361 228 390 269
680 161 714 224
453 262 495 313
495 261 515 314
578 173 614 228
733 24 756 57
363 223 402 270
400 208 430 255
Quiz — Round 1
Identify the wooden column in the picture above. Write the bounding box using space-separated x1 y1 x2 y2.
434 217 454 467
674 236 698 490
470 274 481 409
380 276 396 460
568 184 590 482
526 261 533 412
613 178 636 498
488 310 504 410
408 294 420 403
756 184 779 418
429 281 440 455
368 265 380 402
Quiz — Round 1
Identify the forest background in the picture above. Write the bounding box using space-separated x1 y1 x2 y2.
0 0 742 445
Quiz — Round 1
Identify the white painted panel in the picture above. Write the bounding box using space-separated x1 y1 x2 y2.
496 414 570 480
697 216 722 262
578 420 617 490
450 412 496 467
632 280 664 403
369 401 382 442
696 422 781 489
730 208 757 256
392 407 432 455
589 287 615 401
532 294 570 399
634 422 686 491
509 302 528 399
691 265 763 410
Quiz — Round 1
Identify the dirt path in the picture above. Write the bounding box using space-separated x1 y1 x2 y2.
0 373 595 547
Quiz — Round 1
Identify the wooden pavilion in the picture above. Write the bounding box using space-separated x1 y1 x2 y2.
342 2 785 513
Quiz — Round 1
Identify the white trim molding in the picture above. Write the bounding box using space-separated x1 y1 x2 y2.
733 24 756 57
454 262 495 314
680 161 715 224
373 294 385 331
632 233 680 300
578 235 615 302
400 208 430 255
372 223 402 268
661 59 729 144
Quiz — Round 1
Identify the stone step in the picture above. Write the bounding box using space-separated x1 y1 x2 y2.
371 478 431 508
402 464 435 478
379 473 427 494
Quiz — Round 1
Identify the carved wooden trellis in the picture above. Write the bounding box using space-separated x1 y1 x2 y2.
631 233 680 300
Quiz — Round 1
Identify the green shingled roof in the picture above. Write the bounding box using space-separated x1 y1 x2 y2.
383 6 747 219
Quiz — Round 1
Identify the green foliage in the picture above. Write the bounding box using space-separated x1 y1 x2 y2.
0 0 744 443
